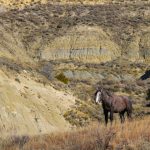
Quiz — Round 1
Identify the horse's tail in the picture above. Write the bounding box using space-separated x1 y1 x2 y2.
126 99 133 119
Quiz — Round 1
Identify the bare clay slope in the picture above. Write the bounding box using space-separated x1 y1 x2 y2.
0 67 75 137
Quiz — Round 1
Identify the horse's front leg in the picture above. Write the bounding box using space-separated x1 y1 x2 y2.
110 109 114 125
104 110 108 126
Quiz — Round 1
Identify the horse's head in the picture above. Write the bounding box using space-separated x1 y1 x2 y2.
94 87 104 104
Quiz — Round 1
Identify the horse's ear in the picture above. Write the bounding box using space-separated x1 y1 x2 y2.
96 87 100 90
96 87 103 92
101 88 103 91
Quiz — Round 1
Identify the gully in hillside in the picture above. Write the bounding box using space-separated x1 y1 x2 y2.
94 88 133 125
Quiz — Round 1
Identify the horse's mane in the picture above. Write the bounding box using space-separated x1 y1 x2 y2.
97 87 113 97
104 89 113 97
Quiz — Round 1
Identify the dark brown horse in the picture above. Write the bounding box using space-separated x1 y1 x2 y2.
94 88 132 125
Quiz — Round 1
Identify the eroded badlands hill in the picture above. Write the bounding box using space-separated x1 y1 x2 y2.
0 0 150 135
0 1 149 63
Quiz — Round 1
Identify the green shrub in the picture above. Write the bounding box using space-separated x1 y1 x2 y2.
55 73 69 84
64 110 90 127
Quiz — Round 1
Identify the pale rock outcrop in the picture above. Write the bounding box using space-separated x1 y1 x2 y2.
42 26 121 63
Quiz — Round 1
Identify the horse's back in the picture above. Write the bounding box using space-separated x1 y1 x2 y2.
112 95 132 112
112 95 127 112
121 95 133 112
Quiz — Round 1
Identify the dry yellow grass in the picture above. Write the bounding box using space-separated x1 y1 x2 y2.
1 116 150 150
0 0 111 9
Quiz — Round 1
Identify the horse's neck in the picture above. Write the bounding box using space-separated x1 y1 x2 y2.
102 91 111 99
102 91 113 105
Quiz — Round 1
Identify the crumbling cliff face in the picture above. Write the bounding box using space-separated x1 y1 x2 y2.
0 1 149 63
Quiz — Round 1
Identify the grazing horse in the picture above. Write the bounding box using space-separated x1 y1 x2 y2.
94 88 132 125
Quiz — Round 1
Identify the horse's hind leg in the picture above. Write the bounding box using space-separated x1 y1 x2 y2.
122 113 125 122
119 113 123 123
127 100 133 121
119 112 125 123
127 111 132 121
